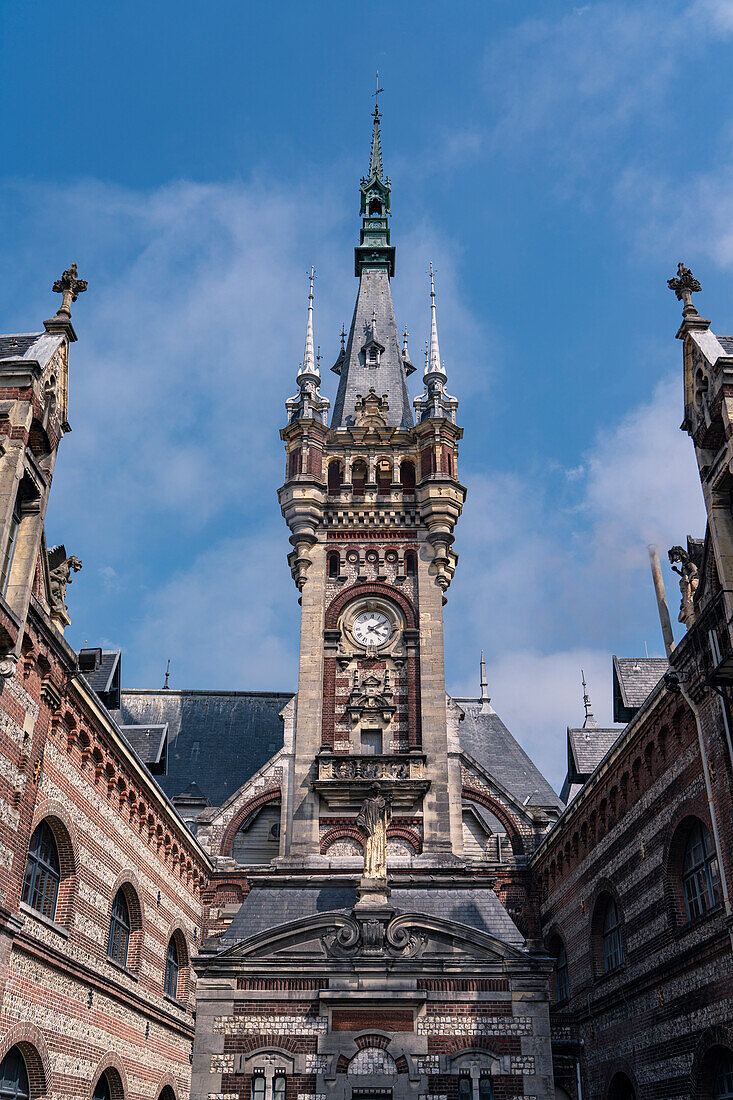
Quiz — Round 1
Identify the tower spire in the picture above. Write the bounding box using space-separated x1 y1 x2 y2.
298 266 318 381
414 263 458 423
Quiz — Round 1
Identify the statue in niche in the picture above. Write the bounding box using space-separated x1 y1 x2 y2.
668 542 701 627
357 785 392 879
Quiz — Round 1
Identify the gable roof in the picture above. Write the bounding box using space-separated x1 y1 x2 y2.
612 656 668 722
116 689 293 805
119 723 168 767
455 698 562 810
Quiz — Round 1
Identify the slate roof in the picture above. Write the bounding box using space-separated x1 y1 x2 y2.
116 690 293 805
567 724 621 775
613 656 668 718
221 883 523 949
331 268 413 430
718 335 733 355
455 699 562 810
119 724 167 767
0 333 43 359
82 651 120 697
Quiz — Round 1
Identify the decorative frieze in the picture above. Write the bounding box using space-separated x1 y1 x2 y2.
213 1015 328 1036
417 1015 533 1037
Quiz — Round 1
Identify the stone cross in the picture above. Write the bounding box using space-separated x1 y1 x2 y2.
667 262 701 309
52 263 88 318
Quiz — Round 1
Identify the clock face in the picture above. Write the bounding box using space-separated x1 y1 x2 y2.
352 610 392 648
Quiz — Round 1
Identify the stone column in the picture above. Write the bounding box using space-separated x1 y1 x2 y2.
285 543 328 864
414 537 460 861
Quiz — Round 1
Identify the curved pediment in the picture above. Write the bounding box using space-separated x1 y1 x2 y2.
216 906 532 965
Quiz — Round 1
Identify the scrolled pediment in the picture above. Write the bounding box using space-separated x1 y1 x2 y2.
217 907 530 965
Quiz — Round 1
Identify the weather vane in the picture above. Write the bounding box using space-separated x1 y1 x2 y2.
373 70 383 112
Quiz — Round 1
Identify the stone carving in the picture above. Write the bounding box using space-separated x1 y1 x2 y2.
357 784 391 879
51 263 87 317
346 670 395 724
668 542 701 627
327 756 413 780
667 261 701 306
48 545 82 619
354 388 389 427
321 911 427 959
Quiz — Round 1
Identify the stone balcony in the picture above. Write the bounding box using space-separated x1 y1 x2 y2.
315 751 430 810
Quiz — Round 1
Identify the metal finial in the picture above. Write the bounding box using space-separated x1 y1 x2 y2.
373 69 384 114
480 650 489 702
163 659 171 690
340 325 346 351
581 669 596 730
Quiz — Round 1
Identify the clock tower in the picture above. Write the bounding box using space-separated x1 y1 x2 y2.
278 101 466 872
191 106 556 1100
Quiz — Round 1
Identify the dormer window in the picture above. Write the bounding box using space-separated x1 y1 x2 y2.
367 345 379 367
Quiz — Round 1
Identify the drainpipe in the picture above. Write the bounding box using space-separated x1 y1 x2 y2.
647 549 733 934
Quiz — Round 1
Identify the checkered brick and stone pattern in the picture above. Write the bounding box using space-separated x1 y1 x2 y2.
534 674 733 1099
0 594 210 1100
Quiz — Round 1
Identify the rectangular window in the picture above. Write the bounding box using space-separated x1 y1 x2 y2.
0 495 21 599
251 1076 266 1100
361 730 383 755
272 1076 286 1100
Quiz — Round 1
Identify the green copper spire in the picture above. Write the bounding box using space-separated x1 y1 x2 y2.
369 104 383 181
331 101 411 429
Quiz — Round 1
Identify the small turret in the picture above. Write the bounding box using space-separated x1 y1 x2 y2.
414 263 458 423
285 267 330 425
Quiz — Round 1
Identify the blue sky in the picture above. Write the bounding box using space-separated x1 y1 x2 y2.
2 0 731 787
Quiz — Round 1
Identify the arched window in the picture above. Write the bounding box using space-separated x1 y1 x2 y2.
377 461 392 495
550 935 569 1003
351 460 367 497
0 1047 29 1100
22 821 60 920
251 1077 265 1100
683 821 721 920
164 936 179 998
327 551 340 579
232 803 281 865
272 1076 286 1100
108 889 131 967
714 1050 733 1099
400 460 415 493
479 1079 493 1100
458 1078 472 1100
327 461 343 495
405 550 417 576
602 898 623 972
607 1072 636 1100
92 1074 111 1100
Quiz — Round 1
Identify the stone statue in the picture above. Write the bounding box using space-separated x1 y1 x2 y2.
668 544 700 627
48 546 82 616
357 784 391 880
